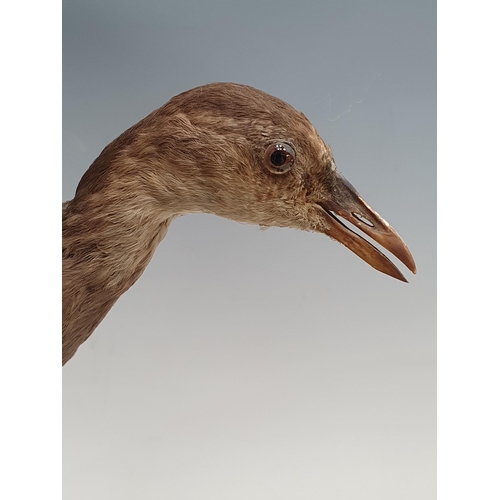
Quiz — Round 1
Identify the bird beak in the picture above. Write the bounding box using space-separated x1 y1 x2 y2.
318 171 417 282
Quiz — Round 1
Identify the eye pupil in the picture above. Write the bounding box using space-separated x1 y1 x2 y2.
270 150 287 166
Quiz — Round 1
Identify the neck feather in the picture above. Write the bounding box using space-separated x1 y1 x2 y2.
62 106 240 364
62 174 175 365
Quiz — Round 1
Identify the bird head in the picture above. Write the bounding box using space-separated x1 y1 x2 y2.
155 83 415 281
79 82 416 281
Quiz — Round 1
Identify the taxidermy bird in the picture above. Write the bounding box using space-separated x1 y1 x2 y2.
63 82 416 365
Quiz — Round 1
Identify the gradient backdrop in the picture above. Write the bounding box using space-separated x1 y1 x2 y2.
63 1 436 498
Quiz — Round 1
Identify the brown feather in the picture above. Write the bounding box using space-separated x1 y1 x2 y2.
63 82 414 365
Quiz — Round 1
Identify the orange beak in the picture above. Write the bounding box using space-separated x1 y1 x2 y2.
318 171 417 282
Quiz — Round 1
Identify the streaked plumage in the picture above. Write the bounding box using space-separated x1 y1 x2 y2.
63 82 415 365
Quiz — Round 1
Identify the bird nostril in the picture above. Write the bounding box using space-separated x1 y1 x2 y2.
353 212 374 227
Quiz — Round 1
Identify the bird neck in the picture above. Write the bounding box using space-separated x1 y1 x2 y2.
62 107 243 364
62 185 175 364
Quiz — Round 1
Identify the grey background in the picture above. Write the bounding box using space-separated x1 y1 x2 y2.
63 0 436 498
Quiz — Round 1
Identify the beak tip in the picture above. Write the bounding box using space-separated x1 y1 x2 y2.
393 269 408 283
406 257 417 275
395 248 416 276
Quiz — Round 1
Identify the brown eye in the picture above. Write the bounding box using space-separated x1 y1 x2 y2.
264 143 295 174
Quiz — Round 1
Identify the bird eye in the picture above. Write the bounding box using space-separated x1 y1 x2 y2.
264 143 295 174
